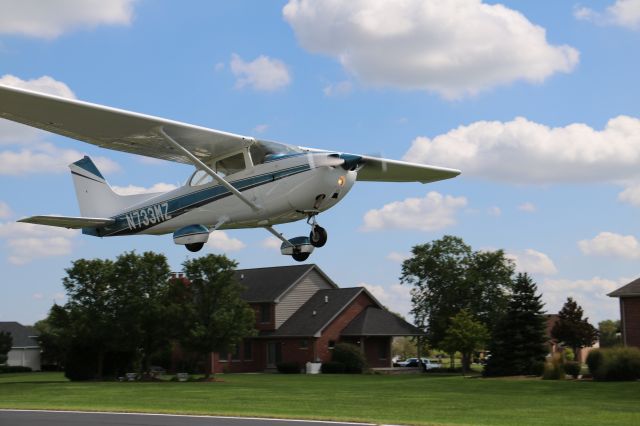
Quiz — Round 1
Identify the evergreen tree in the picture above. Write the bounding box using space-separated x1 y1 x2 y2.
484 273 548 376
551 297 598 356
598 319 621 348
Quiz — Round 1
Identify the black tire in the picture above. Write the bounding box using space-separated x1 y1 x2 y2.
292 252 310 262
185 242 204 252
309 225 328 248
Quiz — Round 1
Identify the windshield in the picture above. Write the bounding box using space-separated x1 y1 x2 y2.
249 140 303 165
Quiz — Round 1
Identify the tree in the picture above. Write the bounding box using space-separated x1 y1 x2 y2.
598 320 621 348
179 254 256 380
484 273 548 376
112 251 172 375
551 297 598 357
0 331 12 365
401 235 514 348
440 309 489 375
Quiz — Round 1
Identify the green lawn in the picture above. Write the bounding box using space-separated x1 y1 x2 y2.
0 372 638 426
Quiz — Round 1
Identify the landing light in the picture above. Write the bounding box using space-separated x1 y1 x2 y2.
338 176 345 187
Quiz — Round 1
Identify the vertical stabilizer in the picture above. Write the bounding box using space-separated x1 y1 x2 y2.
69 156 124 217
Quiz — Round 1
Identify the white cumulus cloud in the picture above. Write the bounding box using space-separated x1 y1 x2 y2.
387 251 410 263
323 81 353 97
0 0 135 39
540 277 622 323
0 202 11 219
207 231 246 252
362 191 467 232
230 54 291 91
506 249 558 275
578 232 640 260
261 236 282 250
0 221 78 265
404 115 640 184
518 202 537 212
283 0 578 98
360 282 413 319
575 0 640 31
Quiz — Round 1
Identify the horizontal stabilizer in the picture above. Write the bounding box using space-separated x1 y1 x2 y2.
18 215 115 229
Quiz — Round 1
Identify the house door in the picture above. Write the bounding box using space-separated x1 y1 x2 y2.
267 342 281 368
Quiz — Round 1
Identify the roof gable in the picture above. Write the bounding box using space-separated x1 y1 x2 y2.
609 277 640 298
341 306 424 336
272 287 364 337
0 321 39 348
235 264 317 303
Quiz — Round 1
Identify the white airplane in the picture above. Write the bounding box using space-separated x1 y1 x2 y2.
0 84 460 261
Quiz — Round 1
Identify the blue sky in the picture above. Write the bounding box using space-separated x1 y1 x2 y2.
1 0 639 327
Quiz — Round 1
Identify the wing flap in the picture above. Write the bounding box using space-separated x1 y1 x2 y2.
0 84 252 164
18 215 115 229
356 155 461 183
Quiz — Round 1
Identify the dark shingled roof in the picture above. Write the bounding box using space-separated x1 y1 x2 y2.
609 277 640 297
341 306 424 337
271 288 365 337
0 322 39 348
235 264 317 303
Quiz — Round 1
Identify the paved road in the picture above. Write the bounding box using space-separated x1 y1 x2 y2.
0 410 374 426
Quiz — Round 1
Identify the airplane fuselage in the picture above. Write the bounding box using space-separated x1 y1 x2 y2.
83 153 357 238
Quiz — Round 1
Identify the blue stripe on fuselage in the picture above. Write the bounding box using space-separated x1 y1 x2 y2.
86 162 311 237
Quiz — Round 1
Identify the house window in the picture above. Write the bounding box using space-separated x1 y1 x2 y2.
299 339 308 349
260 304 271 323
378 341 389 360
244 340 253 360
219 350 228 362
232 345 240 361
328 340 336 350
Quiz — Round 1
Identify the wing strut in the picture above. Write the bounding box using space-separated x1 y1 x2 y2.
265 226 293 247
159 127 261 212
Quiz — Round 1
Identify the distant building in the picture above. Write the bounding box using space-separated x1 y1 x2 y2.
545 314 598 363
0 322 41 371
174 264 423 373
608 278 640 348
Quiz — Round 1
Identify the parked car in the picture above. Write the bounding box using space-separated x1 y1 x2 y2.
397 358 441 370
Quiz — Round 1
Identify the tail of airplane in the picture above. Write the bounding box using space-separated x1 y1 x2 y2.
69 156 155 218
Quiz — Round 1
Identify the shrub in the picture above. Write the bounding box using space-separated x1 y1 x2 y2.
64 345 98 381
586 349 604 376
563 348 575 362
0 365 32 374
321 361 346 374
590 347 640 381
331 343 367 373
564 361 581 378
530 361 545 377
277 362 301 374
542 354 564 380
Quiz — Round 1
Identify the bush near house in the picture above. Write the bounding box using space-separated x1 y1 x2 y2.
564 361 581 378
276 362 301 374
331 343 367 373
542 354 564 380
321 361 346 374
587 347 640 381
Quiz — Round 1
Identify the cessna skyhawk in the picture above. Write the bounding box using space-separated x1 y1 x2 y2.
0 84 460 261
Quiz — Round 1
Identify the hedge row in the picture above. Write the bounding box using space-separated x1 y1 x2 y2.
587 347 640 381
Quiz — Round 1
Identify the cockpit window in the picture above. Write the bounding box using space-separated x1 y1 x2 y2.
189 170 213 187
215 152 245 177
249 140 303 165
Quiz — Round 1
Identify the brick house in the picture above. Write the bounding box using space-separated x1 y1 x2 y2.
209 264 422 373
608 278 640 348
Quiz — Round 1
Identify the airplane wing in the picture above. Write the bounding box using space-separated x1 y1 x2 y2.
355 155 461 183
18 215 115 229
0 84 252 164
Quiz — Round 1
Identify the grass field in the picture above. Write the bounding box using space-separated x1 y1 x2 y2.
0 372 638 426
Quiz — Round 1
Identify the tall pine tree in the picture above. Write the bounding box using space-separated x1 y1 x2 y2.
484 273 548 376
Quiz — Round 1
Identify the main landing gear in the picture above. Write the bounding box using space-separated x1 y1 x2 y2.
268 215 330 262
185 242 204 252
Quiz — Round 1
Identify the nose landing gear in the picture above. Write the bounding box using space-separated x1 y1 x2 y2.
307 215 328 248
